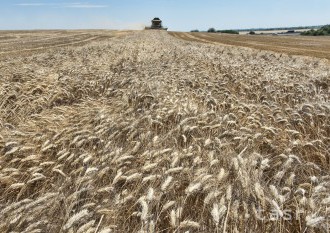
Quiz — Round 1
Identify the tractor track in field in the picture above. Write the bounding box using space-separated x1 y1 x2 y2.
0 30 130 57
169 31 330 60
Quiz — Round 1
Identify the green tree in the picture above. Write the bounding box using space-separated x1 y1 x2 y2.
301 25 330 36
217 30 239 34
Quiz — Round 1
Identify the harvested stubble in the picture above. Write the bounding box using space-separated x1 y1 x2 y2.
0 31 329 233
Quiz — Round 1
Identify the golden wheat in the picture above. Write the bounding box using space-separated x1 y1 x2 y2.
0 30 329 232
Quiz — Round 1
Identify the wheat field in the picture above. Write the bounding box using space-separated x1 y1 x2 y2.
170 32 330 60
0 31 329 232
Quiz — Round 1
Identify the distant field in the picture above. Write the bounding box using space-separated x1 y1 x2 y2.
239 29 312 35
0 30 129 57
169 32 330 60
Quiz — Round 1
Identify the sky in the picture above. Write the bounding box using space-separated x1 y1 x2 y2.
0 0 329 31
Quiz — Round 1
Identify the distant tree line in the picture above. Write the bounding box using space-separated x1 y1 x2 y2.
217 30 239 34
190 28 239 34
301 25 330 36
190 25 329 35
236 25 322 32
208 28 239 34
191 25 326 34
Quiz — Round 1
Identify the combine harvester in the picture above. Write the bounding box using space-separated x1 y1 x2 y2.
145 17 168 31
